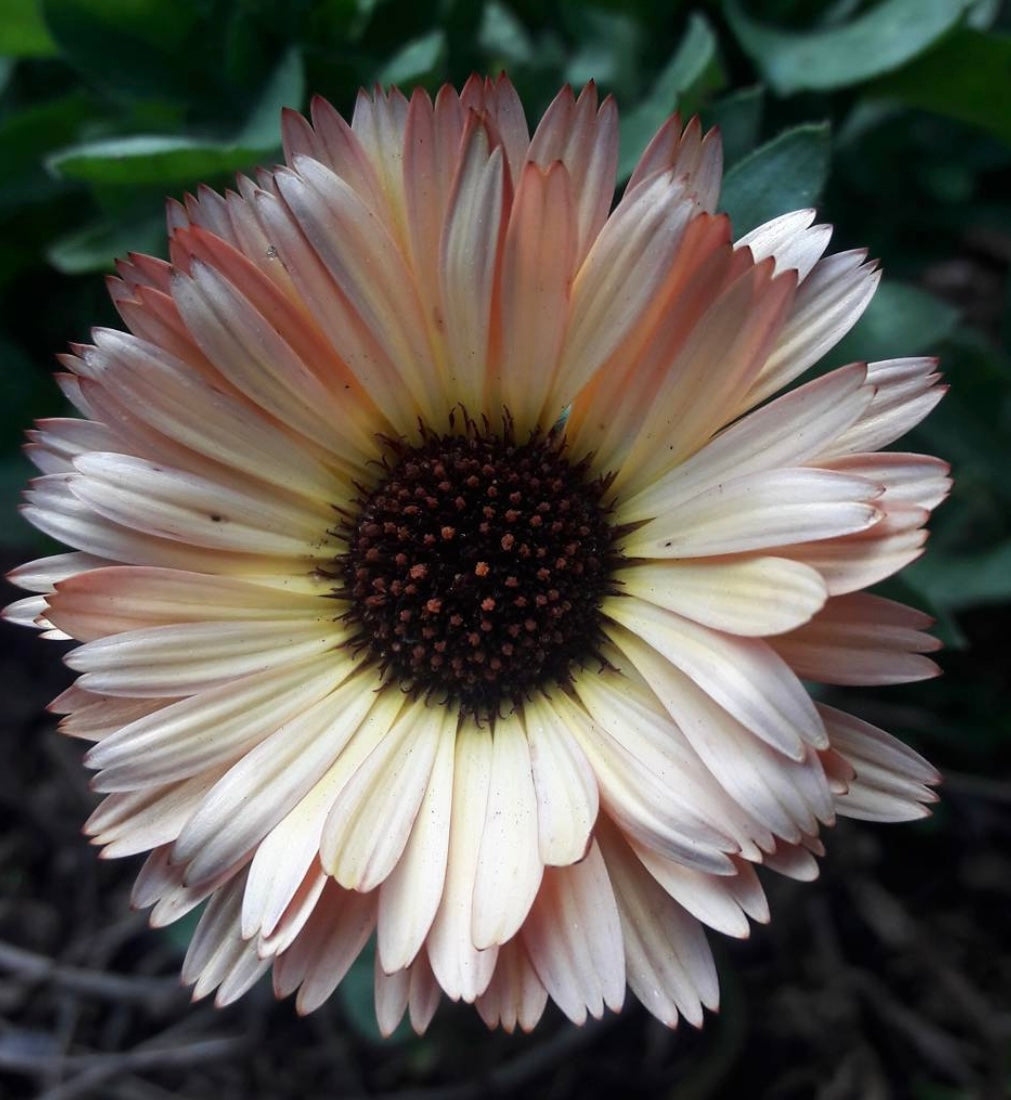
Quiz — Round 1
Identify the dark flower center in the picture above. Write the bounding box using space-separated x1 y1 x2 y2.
337 415 621 719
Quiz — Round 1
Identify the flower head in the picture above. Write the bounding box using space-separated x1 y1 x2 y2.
7 76 947 1033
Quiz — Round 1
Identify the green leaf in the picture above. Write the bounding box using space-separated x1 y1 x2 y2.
48 135 275 187
479 0 534 66
0 0 57 56
720 122 830 235
869 28 1011 146
702 85 764 167
906 541 1011 612
42 0 204 102
46 211 167 274
237 47 306 147
0 92 95 212
724 0 974 95
376 29 446 87
618 13 724 179
825 282 958 370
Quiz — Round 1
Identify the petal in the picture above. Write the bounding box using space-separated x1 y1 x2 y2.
171 670 392 885
735 209 831 281
624 468 882 559
320 701 443 892
376 712 456 973
742 251 879 411
597 821 718 1028
471 713 543 949
618 556 828 637
608 624 835 840
86 657 344 790
64 619 344 697
475 937 548 1033
490 161 577 430
771 593 942 686
619 361 873 524
524 693 599 866
426 725 499 1002
521 840 625 1025
605 596 827 758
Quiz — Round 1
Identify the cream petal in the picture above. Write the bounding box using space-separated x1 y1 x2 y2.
6 551 108 594
86 767 228 857
821 703 939 822
527 83 618 264
87 657 344 790
742 251 879 411
626 115 722 213
48 566 329 641
376 712 456 973
631 845 766 939
605 597 826 758
275 157 443 425
373 960 410 1038
597 823 717 1028
320 702 443 892
619 557 827 637
523 694 599 866
26 417 118 474
735 209 831 281
475 937 548 1033
610 627 834 841
521 841 625 1025
23 472 309 576
278 884 376 1013
70 452 334 558
613 258 797 495
624 468 882 559
426 726 499 1002
776 503 929 595
762 839 821 881
552 172 698 408
822 357 945 455
818 453 951 511
254 867 328 956
171 249 383 462
78 327 349 500
619 361 872 523
771 593 941 686
471 713 543 950
64 619 344 697
181 873 247 992
565 214 732 475
171 670 387 884
559 677 740 872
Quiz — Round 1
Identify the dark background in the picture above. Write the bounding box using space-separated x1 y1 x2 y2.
1 1 1010 1097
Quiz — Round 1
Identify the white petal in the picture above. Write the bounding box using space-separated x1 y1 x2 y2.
625 468 882 558
597 823 717 1028
606 597 826 759
472 714 543 949
521 841 625 1025
619 556 828 637
321 701 442 892
377 711 457 972
426 726 499 1002
524 694 599 866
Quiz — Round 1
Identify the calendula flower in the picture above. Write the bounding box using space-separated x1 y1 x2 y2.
7 76 947 1034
